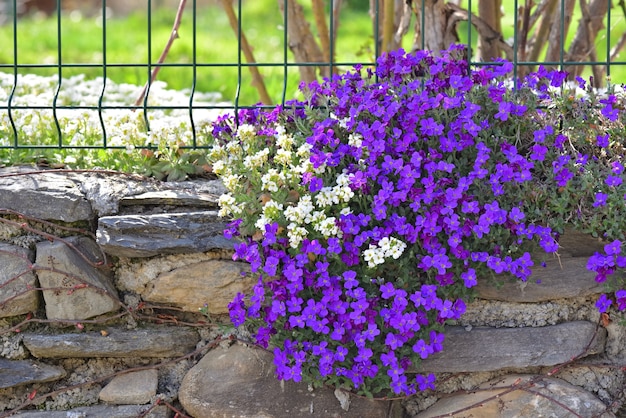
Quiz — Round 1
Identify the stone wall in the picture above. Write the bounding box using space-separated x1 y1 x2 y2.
0 166 624 417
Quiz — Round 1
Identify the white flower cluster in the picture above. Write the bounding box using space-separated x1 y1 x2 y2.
218 193 242 217
315 171 354 208
261 169 286 192
255 200 284 230
363 236 407 268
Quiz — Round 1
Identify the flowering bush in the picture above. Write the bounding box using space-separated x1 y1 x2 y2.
208 45 626 397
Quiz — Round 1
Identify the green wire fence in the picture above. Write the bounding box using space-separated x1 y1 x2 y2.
0 0 623 152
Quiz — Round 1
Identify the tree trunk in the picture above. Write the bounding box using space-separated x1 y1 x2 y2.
545 0 575 67
411 0 458 55
566 0 609 85
477 0 502 61
278 0 325 83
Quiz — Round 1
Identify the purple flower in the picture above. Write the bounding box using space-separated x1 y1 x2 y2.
309 176 324 192
461 268 477 288
380 282 396 299
596 294 613 313
412 339 434 359
605 240 622 256
530 144 548 161
415 373 436 391
228 293 246 327
495 101 513 121
593 193 608 207
606 175 623 187
596 134 610 148
263 256 280 277
616 290 626 310
600 95 619 121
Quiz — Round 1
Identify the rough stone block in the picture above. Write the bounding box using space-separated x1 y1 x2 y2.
418 374 614 418
99 369 158 404
0 243 38 318
179 343 401 418
36 236 119 320
143 260 253 315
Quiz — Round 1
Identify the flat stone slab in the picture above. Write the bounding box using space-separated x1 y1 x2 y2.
0 358 66 389
0 243 38 318
12 404 169 417
99 369 158 404
419 321 606 373
96 211 233 257
418 374 614 418
36 236 119 321
476 256 605 302
119 190 219 207
179 343 401 418
22 327 199 358
0 168 93 222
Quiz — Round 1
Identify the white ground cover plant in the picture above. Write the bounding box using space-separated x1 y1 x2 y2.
0 72 226 179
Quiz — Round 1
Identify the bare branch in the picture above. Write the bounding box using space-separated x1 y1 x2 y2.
278 0 325 83
135 0 187 107
220 0 273 104
447 3 513 61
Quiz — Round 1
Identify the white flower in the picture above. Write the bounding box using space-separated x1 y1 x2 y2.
255 214 271 230
287 223 308 248
221 174 241 191
218 193 237 217
348 133 363 147
363 245 385 268
262 200 284 220
212 160 226 175
261 169 285 192
237 123 256 140
275 149 292 165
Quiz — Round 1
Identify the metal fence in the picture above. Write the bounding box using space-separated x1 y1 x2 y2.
0 0 623 152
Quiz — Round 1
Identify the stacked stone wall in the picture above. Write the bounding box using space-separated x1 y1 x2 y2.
0 167 623 417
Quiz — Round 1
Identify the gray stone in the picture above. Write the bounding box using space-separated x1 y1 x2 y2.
0 243 38 318
23 327 199 358
96 211 233 258
12 404 170 417
73 171 158 216
419 321 606 373
120 190 219 207
0 358 65 389
476 256 605 302
179 343 400 418
99 369 158 404
0 168 92 222
417 374 614 418
35 236 119 321
143 260 253 315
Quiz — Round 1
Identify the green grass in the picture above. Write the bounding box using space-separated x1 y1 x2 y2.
1 0 626 106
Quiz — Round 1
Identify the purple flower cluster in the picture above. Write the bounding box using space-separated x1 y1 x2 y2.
214 46 626 397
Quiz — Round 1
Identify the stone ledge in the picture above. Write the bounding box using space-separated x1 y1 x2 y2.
96 211 233 257
22 327 200 358
419 321 606 373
